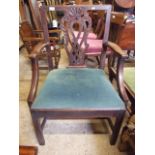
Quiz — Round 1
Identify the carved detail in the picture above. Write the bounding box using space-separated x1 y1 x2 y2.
60 7 92 65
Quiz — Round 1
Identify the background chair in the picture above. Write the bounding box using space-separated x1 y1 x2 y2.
29 4 126 146
108 22 135 112
20 20 61 70
107 22 135 153
74 10 127 66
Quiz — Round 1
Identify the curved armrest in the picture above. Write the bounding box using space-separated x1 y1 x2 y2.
33 29 61 36
107 41 129 108
48 29 61 34
107 41 128 58
28 42 51 57
23 36 59 42
22 37 44 42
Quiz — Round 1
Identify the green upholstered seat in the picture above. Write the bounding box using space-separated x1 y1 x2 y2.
31 68 125 110
124 67 135 93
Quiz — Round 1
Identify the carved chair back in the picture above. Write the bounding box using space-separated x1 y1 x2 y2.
39 4 112 67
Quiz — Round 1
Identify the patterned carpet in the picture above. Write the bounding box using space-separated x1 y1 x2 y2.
19 47 127 155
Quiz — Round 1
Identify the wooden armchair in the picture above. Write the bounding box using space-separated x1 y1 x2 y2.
20 21 62 107
107 22 135 153
29 4 126 146
20 20 61 69
108 22 135 111
73 10 127 65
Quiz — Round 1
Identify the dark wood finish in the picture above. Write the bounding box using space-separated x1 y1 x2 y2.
116 22 135 50
19 146 38 155
107 23 135 109
118 114 135 153
41 4 112 67
27 0 42 29
85 11 126 66
30 4 125 146
27 56 39 107
107 23 135 152
20 21 61 107
19 0 27 21
20 21 61 69
115 0 135 9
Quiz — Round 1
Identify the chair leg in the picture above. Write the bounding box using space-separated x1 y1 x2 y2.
109 71 114 82
32 114 45 145
96 56 100 65
110 112 125 145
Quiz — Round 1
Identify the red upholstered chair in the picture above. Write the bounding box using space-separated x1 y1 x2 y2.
73 11 127 65
73 14 105 40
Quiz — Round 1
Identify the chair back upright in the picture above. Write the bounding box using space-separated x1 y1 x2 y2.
39 4 112 67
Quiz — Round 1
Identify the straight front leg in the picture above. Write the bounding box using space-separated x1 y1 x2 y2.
32 114 45 145
110 112 125 145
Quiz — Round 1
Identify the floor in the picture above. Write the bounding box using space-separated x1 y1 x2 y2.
19 47 127 155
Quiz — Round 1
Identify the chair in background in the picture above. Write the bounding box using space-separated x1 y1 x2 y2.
107 22 135 153
73 10 127 65
83 11 127 65
29 4 126 146
20 20 61 69
108 22 135 111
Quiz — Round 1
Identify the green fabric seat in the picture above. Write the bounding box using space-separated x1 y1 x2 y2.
31 68 125 110
124 67 135 93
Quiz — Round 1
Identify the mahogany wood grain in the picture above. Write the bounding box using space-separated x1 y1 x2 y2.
19 146 38 155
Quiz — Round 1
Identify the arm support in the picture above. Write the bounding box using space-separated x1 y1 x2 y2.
107 41 129 108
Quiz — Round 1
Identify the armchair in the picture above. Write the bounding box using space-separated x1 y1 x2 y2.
107 22 135 153
75 11 127 65
108 22 135 111
20 21 62 107
29 4 126 146
20 21 61 70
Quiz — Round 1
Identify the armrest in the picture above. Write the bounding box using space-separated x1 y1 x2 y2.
23 36 59 43
33 29 61 34
28 42 51 58
48 29 61 34
22 37 44 42
107 41 128 58
107 41 129 107
32 30 43 33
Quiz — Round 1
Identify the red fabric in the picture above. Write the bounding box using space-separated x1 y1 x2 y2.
74 31 97 39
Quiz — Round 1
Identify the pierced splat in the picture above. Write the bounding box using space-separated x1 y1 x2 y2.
60 7 92 66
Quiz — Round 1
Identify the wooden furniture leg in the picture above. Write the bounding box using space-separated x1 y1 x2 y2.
32 114 45 145
110 111 125 145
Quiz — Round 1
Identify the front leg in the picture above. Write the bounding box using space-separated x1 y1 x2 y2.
32 113 45 145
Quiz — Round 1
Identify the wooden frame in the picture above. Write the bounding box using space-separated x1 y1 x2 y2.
107 22 135 114
29 4 125 146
